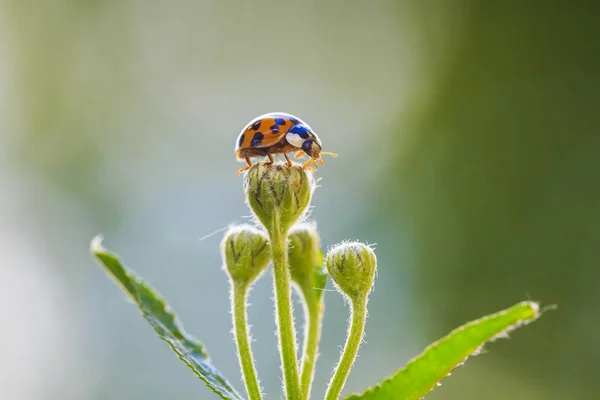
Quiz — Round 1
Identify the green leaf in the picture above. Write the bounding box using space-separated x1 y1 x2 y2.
345 301 543 400
91 236 244 400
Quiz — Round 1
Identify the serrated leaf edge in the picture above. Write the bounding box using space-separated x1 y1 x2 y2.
91 235 245 400
344 301 542 400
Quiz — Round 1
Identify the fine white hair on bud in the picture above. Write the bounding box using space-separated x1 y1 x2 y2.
288 222 322 286
325 241 377 302
244 164 314 234
221 224 271 286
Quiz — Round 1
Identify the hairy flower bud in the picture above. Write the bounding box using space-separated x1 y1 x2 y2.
288 222 322 284
326 242 377 301
244 164 313 234
221 225 271 286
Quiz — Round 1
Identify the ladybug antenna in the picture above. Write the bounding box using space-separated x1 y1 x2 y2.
315 151 338 166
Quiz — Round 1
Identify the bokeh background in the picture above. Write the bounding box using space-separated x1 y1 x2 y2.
1 1 598 399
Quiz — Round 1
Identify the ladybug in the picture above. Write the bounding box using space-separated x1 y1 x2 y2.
234 112 337 175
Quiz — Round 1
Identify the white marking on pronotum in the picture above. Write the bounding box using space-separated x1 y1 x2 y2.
286 132 305 148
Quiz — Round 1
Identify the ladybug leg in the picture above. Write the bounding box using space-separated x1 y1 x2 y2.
236 154 253 176
294 151 305 159
264 152 275 165
314 152 336 167
283 153 293 167
302 158 319 170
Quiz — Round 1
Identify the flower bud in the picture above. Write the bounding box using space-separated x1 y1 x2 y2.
288 222 321 282
288 222 327 299
326 242 377 301
244 164 313 234
221 225 271 286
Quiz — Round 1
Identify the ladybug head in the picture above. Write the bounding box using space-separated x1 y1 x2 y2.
302 140 322 158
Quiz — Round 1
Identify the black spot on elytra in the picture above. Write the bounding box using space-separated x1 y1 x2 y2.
274 117 286 125
238 133 245 147
251 120 262 131
270 124 280 132
250 132 264 147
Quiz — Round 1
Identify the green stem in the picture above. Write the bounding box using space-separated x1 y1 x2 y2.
324 297 368 400
299 291 323 400
232 283 263 400
270 217 302 399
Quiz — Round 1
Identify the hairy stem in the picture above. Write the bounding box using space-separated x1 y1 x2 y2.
299 291 324 400
270 215 301 399
324 297 368 400
232 283 263 400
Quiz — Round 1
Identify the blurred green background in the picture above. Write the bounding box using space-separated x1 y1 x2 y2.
1 1 598 399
